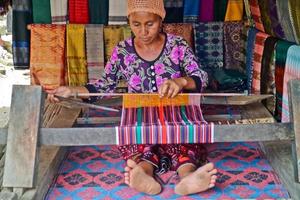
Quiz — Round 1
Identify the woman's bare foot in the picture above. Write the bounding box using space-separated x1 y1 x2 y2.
174 163 217 195
124 159 161 195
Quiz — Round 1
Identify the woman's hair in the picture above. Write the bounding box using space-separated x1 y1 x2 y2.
0 0 12 16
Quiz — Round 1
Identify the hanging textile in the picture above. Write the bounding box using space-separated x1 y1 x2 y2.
224 0 244 21
66 24 87 86
268 0 285 39
50 0 68 24
194 22 224 69
12 0 32 69
88 0 108 24
30 24 66 88
164 0 183 23
249 0 265 32
162 23 194 50
108 0 127 25
199 0 214 22
282 45 300 123
288 0 300 44
223 21 246 73
85 25 105 84
243 0 254 25
69 0 89 24
32 0 51 23
214 0 228 21
257 0 273 36
274 40 294 121
251 32 270 94
183 0 200 23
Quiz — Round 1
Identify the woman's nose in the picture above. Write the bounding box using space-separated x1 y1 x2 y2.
140 26 149 35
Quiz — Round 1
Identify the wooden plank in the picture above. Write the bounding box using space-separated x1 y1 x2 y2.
77 117 121 125
202 95 273 105
0 128 7 145
0 192 17 200
288 80 300 182
3 85 44 188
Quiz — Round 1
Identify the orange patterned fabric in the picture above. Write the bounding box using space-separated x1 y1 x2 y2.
30 24 66 88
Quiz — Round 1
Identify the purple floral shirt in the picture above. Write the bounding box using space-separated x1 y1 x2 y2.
86 33 208 98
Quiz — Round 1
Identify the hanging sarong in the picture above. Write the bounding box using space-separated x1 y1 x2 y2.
69 0 89 24
66 24 87 86
50 0 68 24
183 0 200 23
257 0 273 36
268 0 285 39
224 0 244 21
288 0 300 44
30 24 66 88
108 0 127 25
214 0 228 21
32 0 51 23
199 0 214 22
249 0 265 32
164 0 184 23
88 0 108 24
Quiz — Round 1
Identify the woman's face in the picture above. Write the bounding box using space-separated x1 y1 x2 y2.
128 12 162 45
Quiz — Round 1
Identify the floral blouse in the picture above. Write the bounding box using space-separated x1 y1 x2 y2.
86 33 208 100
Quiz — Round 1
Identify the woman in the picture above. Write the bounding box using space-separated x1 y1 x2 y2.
47 0 217 196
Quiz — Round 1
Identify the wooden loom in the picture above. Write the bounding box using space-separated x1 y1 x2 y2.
0 80 299 199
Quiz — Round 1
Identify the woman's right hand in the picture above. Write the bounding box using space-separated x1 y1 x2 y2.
44 86 72 103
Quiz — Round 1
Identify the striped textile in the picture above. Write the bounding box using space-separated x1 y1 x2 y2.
274 40 294 121
288 0 300 44
30 24 66 88
32 0 51 23
183 0 200 23
50 0 68 24
214 0 228 21
268 0 285 39
243 0 254 25
162 23 194 50
194 22 224 69
108 0 127 25
249 0 265 32
258 0 273 35
282 45 300 123
224 0 244 21
199 0 214 22
88 0 108 24
66 24 87 86
85 25 105 84
164 0 184 23
69 0 89 24
251 32 270 94
12 0 32 69
116 105 214 145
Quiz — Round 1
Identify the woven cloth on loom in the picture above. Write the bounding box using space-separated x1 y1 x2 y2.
12 0 32 69
69 0 89 24
66 24 87 86
85 25 105 84
223 21 246 73
214 0 228 21
162 23 194 50
251 31 270 94
50 0 68 24
88 0 108 24
249 0 265 32
183 0 200 23
224 0 244 21
282 45 300 123
30 24 65 88
199 0 214 22
257 0 273 36
194 22 224 69
108 0 127 25
289 0 300 44
268 0 285 39
163 0 183 23
32 0 51 23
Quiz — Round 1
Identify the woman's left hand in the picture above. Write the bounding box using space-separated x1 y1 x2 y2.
158 77 187 98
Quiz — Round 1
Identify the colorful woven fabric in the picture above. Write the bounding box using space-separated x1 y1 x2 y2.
249 0 265 32
66 24 87 86
214 0 228 21
50 0 68 24
199 0 214 22
258 0 273 35
85 25 105 84
163 0 184 23
274 40 294 121
30 24 66 88
194 22 224 69
282 45 300 123
224 0 244 21
251 32 270 94
288 0 300 44
268 0 285 39
88 0 108 24
69 0 89 24
108 0 127 25
223 21 246 73
162 23 194 50
183 0 200 23
32 0 51 23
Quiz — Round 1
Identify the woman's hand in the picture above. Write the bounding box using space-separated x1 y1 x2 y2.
44 86 72 103
158 77 188 98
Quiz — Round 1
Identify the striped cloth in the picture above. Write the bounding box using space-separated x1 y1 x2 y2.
32 0 51 23
288 0 300 44
85 25 105 84
30 24 66 88
183 0 200 23
282 45 300 123
88 0 108 24
251 32 270 94
194 22 224 69
164 0 184 23
214 0 228 21
116 105 214 145
66 24 87 86
258 0 273 35
249 0 265 32
69 0 89 24
108 0 127 25
12 0 32 69
199 0 214 22
268 0 285 39
50 0 68 24
225 0 244 21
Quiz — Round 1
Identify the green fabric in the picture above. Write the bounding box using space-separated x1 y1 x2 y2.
136 107 142 144
32 0 51 23
258 0 274 36
214 0 228 21
213 68 247 85
180 106 194 143
89 0 108 24
275 40 294 66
